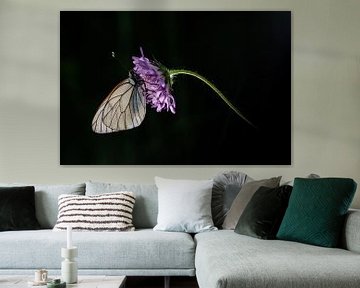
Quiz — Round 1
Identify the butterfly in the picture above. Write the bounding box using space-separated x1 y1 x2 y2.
92 71 147 133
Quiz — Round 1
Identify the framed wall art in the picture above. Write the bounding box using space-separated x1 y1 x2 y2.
60 11 291 164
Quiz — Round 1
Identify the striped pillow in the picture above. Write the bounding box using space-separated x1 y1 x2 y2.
53 192 136 231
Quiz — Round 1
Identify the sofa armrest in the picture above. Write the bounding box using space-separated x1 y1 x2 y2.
342 209 360 253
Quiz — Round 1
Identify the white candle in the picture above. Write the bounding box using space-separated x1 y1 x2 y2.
67 225 72 248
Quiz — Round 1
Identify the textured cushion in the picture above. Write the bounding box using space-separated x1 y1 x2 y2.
212 171 252 228
277 178 357 248
195 230 360 288
53 192 135 231
153 177 217 233
86 182 157 229
222 176 281 229
0 229 195 272
0 186 40 231
235 185 292 239
0 183 85 228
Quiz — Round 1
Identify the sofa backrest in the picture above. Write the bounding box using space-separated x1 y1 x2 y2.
86 181 158 229
0 182 86 229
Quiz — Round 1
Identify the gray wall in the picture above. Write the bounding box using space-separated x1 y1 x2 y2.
0 0 359 208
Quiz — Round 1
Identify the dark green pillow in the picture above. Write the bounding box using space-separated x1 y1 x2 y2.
276 178 357 247
0 186 41 231
234 185 292 239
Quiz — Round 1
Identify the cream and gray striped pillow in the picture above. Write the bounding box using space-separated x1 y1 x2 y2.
53 192 135 231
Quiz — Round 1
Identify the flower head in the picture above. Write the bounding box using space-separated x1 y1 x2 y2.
132 48 176 114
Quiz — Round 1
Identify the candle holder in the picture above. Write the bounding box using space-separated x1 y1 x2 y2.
61 247 78 284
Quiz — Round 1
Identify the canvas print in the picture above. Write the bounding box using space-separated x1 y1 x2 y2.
60 11 291 164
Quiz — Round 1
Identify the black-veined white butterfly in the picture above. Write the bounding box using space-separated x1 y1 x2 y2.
92 71 146 133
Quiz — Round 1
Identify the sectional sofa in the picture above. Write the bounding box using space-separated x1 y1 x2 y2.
0 179 359 288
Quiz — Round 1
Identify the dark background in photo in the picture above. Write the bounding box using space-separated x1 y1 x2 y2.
60 11 291 164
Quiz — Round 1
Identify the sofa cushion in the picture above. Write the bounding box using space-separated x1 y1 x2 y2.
222 176 281 229
85 182 158 229
212 171 251 228
53 192 136 232
234 185 292 239
0 186 40 231
153 177 216 233
0 229 195 272
277 178 357 247
195 230 360 288
0 183 86 229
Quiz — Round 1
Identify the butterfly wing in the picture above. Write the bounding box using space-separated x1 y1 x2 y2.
92 78 146 133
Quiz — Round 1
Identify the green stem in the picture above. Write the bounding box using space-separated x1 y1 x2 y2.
169 69 255 127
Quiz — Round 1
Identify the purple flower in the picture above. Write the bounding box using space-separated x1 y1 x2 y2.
132 48 176 114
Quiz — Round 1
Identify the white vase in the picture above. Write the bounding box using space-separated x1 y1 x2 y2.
61 247 78 284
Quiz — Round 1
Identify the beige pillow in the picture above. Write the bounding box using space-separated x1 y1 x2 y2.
222 176 281 230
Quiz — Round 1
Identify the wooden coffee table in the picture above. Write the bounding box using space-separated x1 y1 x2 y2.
0 275 126 288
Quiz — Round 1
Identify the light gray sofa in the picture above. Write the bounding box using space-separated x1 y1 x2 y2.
0 181 359 288
195 211 360 288
0 181 195 282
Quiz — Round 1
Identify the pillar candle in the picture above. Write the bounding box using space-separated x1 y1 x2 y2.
67 225 72 248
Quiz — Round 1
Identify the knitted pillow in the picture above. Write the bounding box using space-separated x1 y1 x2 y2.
53 192 136 231
277 178 357 247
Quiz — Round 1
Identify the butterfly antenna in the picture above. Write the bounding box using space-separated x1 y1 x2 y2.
110 51 129 74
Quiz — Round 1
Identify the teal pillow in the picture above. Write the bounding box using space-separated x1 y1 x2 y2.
277 178 357 247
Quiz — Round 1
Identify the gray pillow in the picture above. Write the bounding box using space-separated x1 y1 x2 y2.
153 177 217 233
222 176 281 230
0 183 85 228
212 171 252 228
282 173 320 186
86 181 158 229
